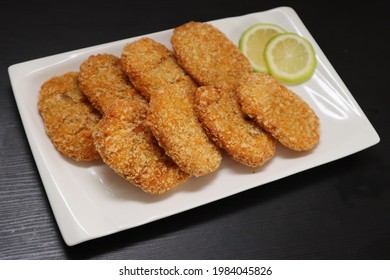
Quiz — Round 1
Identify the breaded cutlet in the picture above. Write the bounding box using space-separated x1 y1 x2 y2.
121 38 188 101
171 21 276 166
171 21 252 89
38 72 101 161
79 53 146 114
237 73 320 151
195 86 275 167
148 80 222 176
121 38 222 176
93 99 190 194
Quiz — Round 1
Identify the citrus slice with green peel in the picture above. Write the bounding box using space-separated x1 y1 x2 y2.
264 33 317 85
239 23 286 73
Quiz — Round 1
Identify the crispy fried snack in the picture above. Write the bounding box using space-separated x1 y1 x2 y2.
93 99 190 194
38 72 101 161
121 38 188 101
195 86 276 167
237 73 320 151
121 38 222 176
148 80 222 176
171 21 252 89
79 53 145 114
171 21 275 165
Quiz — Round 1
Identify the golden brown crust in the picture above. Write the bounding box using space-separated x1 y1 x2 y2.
93 99 190 194
121 38 188 101
121 37 221 176
195 86 276 167
237 73 320 151
171 21 252 89
148 81 222 176
79 53 146 114
170 22 276 166
38 72 101 161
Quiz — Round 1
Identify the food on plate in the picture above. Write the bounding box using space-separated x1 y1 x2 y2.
264 32 317 85
38 72 101 161
121 38 222 176
121 38 188 101
195 86 276 167
171 21 276 165
237 73 320 151
171 21 252 89
36 20 321 194
93 99 190 194
148 80 222 176
78 54 146 114
238 23 286 73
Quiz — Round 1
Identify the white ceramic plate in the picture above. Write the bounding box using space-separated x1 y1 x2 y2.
8 7 380 246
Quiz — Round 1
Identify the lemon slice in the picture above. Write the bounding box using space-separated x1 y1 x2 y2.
239 23 285 72
264 33 317 85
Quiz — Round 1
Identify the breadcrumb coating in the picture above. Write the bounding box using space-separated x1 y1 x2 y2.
121 37 221 176
38 72 101 161
171 21 276 166
171 21 252 89
195 86 275 167
148 80 222 176
79 53 146 114
36 21 322 194
237 73 320 151
121 38 188 101
93 99 190 194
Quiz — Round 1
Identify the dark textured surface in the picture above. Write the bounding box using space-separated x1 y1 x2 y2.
1 0 389 259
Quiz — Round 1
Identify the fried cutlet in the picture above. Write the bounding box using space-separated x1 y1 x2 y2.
237 73 320 151
171 21 276 165
171 21 252 89
195 86 275 167
79 53 146 114
121 38 188 101
38 72 101 161
148 80 222 176
121 38 222 176
93 99 190 194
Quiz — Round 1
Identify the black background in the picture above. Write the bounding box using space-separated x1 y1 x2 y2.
1 0 389 259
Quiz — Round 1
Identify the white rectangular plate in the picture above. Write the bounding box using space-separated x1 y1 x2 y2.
8 7 380 246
